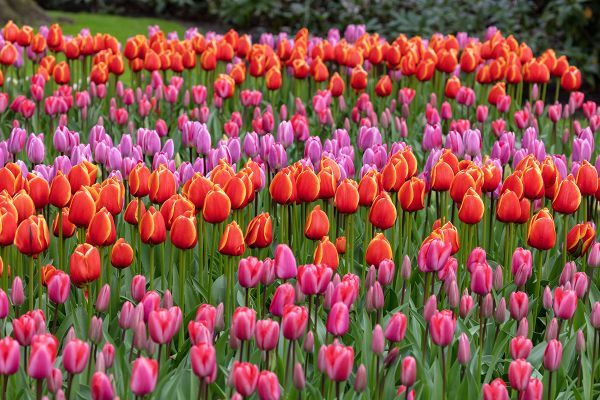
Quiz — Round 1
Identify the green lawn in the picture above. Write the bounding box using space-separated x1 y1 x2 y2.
47 11 187 42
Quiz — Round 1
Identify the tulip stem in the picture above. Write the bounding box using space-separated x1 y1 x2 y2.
441 346 447 400
65 373 73 400
28 256 34 310
547 371 553 400
149 245 155 290
534 250 544 317
35 379 42 400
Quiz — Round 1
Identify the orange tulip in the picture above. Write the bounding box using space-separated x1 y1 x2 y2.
317 167 336 200
68 188 96 228
160 194 195 230
552 176 581 214
450 169 480 203
139 206 167 245
334 179 359 214
496 190 521 223
170 213 198 250
328 72 345 97
458 188 484 224
41 264 57 287
218 221 245 256
431 160 455 192
68 161 98 193
0 164 24 196
124 199 146 226
358 171 379 207
270 169 295 205
576 160 598 196
53 61 70 85
148 165 177 205
265 67 282 91
527 208 556 250
244 213 273 249
313 236 339 270
444 76 461 99
501 172 524 200
224 173 251 210
27 174 50 210
398 177 425 212
52 208 76 238
560 66 581 91
0 205 18 246
522 165 544 200
96 178 124 216
70 243 101 287
86 207 116 247
566 222 595 258
49 171 71 208
365 233 393 267
369 192 396 230
296 168 320 203
202 187 231 224
14 215 50 257
129 163 151 198
375 75 392 97
305 205 329 241
13 190 35 224
111 238 134 269
335 236 347 254
184 174 214 211
350 66 368 91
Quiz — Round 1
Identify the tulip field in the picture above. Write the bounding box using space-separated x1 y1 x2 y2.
0 19 598 400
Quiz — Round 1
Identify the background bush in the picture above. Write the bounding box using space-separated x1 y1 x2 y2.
39 0 600 90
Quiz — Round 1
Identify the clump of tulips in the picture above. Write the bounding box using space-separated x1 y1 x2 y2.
0 19 597 400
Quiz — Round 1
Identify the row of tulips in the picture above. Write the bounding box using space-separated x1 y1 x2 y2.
0 20 597 400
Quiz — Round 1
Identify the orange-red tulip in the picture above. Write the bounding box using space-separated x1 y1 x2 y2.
576 160 598 196
313 236 339 270
296 169 320 203
68 161 97 193
14 215 50 257
202 187 231 224
170 213 198 250
129 163 151 198
139 206 167 245
496 190 521 223
245 213 273 249
527 208 556 250
334 179 359 214
148 165 177 205
369 192 396 230
160 194 195 230
270 170 295 205
49 171 71 208
86 207 116 247
27 174 50 210
566 222 595 258
398 177 425 212
52 207 76 238
365 233 393 267
68 188 96 228
218 221 245 256
305 205 329 241
111 238 134 269
458 188 484 224
552 176 581 215
124 199 146 226
70 243 101 287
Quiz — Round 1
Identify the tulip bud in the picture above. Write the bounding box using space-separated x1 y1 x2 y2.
131 275 146 303
47 368 62 394
11 277 24 306
576 330 586 353
546 318 559 341
516 318 529 338
588 242 600 268
447 280 459 308
95 352 106 373
543 339 563 372
591 302 600 329
303 331 314 353
482 294 494 318
543 286 553 310
457 333 471 366
401 255 411 280
372 324 384 355
95 284 110 313
215 303 225 332
162 290 173 309
424 295 437 323
89 316 103 344
102 343 115 369
494 298 507 324
353 364 366 393
293 362 305 390
384 347 400 368
493 266 503 291
401 356 416 387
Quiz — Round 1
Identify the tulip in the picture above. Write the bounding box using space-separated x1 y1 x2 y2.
130 357 158 396
47 272 70 304
191 343 217 379
110 238 134 269
274 244 297 280
14 215 50 257
255 319 279 351
509 292 529 321
384 311 407 343
245 213 273 248
429 310 456 347
457 333 471 366
232 307 256 342
218 221 245 256
28 333 58 380
91 372 115 400
566 222 595 258
62 339 90 375
365 233 393 267
543 339 563 372
510 336 533 359
323 340 354 382
0 337 19 375
552 176 581 214
69 243 101 287
527 208 556 250
313 236 339 270
482 378 509 400
86 208 116 247
508 359 532 392
257 370 280 400
553 287 577 320
139 207 167 245
282 305 308 341
369 193 397 230
304 205 329 240
232 361 259 397
327 302 349 336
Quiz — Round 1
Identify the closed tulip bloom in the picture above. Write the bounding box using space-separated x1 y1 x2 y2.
527 208 556 250
508 359 532 392
255 319 279 351
269 170 295 205
509 292 529 321
566 222 595 258
384 311 407 342
510 336 533 360
334 179 359 214
324 340 354 381
139 207 167 245
62 339 90 375
496 190 521 223
313 236 339 270
588 243 600 268
358 172 379 206
218 221 245 256
232 361 259 397
457 333 471 365
365 233 393 267
592 302 600 329
47 272 70 304
296 168 320 203
14 215 50 257
53 208 76 238
459 188 484 224
0 206 18 246
13 190 35 224
274 244 297 280
110 238 134 269
0 337 20 375
86 208 116 247
297 263 332 296
170 213 198 250
257 370 280 400
269 284 295 318
49 171 71 208
148 165 176 205
470 263 492 295
327 302 349 336
10 277 24 307
130 357 158 396
398 177 425 212
552 176 581 214
245 213 273 248
91 372 115 400
282 305 308 341
70 243 101 287
232 307 256 341
28 334 59 380
148 307 181 344
68 162 98 193
238 257 263 288
202 187 231 224
68 188 96 228
512 248 532 287
575 160 598 196
191 343 216 379
304 205 329 240
417 238 452 273
429 310 456 347
553 287 577 320
543 339 562 372
369 192 396 230
482 378 509 400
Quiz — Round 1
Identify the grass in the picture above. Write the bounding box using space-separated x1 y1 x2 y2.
47 11 187 42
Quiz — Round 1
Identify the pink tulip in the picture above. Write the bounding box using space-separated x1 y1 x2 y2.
470 262 492 295
269 283 295 317
12 314 36 346
281 305 308 341
188 321 213 345
238 257 263 288
91 372 115 400
0 337 20 375
324 340 354 382
141 291 161 322
257 370 280 400
95 284 111 313
195 304 217 333
459 291 474 318
148 307 181 344
297 263 332 295
130 357 158 396
401 356 416 387
510 336 533 360
553 287 577 320
522 378 543 400
417 238 452 273
255 319 279 351
457 333 471 365
232 361 259 397
592 302 600 329
509 291 529 321
326 302 350 336
62 339 90 375
508 359 532 392
131 275 146 303
429 310 456 347
47 368 62 394
28 334 59 380
101 343 114 369
372 324 384 355
377 259 395 286
511 248 532 287
482 378 509 400
543 339 563 371
231 307 257 341
191 343 216 379
293 362 305 390
384 311 407 343
274 244 297 280
47 272 70 304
